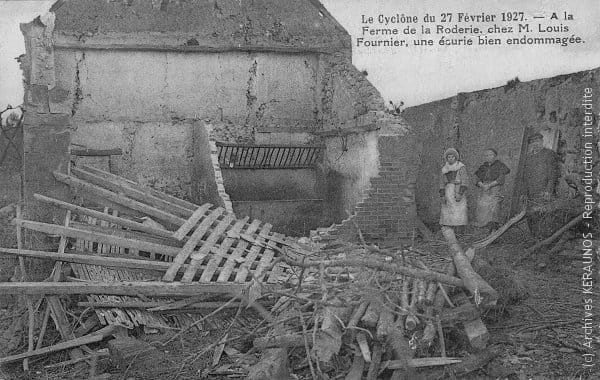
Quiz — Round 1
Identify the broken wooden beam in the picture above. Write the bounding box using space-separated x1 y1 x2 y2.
441 227 498 306
282 257 465 288
14 219 181 257
71 167 193 218
79 164 198 212
0 248 181 273
0 325 121 364
0 281 275 297
53 171 186 227
34 193 174 238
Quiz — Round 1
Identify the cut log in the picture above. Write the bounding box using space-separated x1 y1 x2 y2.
442 227 498 307
376 299 396 340
316 306 351 362
345 349 365 380
365 342 382 380
463 318 489 350
405 278 419 331
439 303 480 325
361 299 381 328
247 347 289 380
356 332 371 363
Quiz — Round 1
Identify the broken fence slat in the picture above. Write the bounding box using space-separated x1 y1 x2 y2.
0 281 270 297
71 167 194 219
197 216 248 282
79 164 198 211
217 219 262 282
15 219 181 257
182 213 236 282
53 171 186 228
172 203 213 240
163 207 225 282
235 224 272 283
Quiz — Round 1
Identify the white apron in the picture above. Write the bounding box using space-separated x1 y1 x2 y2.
474 185 502 227
440 183 468 226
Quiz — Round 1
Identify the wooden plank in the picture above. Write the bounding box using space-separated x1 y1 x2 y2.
34 194 174 238
15 219 181 257
72 167 193 218
182 214 236 282
0 281 271 297
196 216 247 282
235 224 272 283
217 219 261 282
162 208 225 282
69 221 182 248
254 248 275 282
0 248 189 272
79 164 198 211
53 171 186 228
172 204 213 241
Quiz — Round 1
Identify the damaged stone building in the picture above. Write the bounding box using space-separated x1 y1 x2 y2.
18 0 420 250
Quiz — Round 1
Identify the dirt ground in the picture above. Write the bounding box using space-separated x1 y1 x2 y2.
0 228 598 379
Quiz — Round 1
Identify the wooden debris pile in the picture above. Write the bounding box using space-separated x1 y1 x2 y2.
0 163 500 378
246 241 497 379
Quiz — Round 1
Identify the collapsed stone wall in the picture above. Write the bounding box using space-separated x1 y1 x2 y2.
404 68 600 227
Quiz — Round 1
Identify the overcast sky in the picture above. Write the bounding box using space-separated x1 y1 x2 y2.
1 0 599 108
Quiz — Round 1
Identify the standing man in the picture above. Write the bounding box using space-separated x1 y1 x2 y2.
519 132 560 237
520 132 560 201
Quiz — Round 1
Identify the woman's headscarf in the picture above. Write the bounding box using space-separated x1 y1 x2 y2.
442 148 464 173
443 148 460 161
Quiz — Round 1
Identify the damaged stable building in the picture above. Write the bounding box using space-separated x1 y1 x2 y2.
19 0 420 249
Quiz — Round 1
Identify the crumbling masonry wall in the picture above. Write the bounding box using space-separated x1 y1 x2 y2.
321 118 421 245
403 68 600 227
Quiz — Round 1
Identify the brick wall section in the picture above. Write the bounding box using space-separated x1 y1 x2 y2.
322 124 421 245
208 139 234 213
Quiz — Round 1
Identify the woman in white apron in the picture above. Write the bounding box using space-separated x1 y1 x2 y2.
439 148 469 230
473 148 510 232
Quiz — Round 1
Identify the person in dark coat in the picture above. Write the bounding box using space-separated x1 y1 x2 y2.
520 132 560 201
519 132 561 237
473 148 510 232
